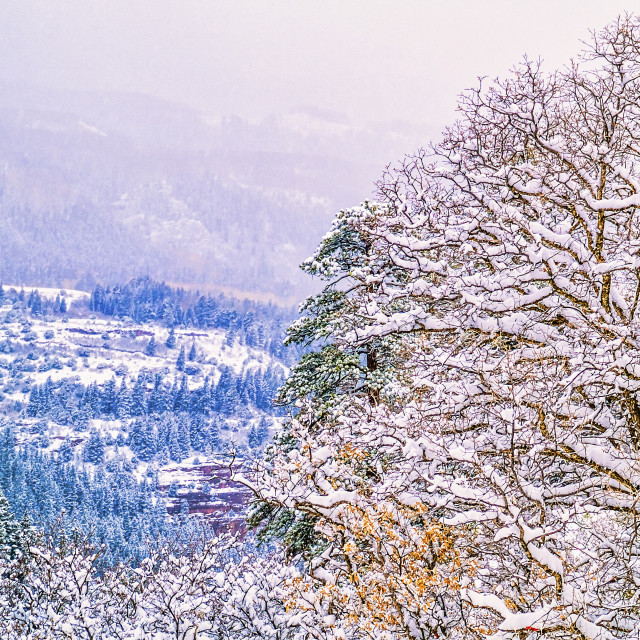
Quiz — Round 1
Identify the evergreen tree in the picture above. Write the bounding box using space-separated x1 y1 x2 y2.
143 421 159 461
72 407 91 432
101 378 117 416
26 387 41 417
165 327 176 349
145 335 157 357
176 346 186 371
0 490 23 559
176 414 191 460
188 342 196 361
116 380 133 418
129 419 158 462
187 414 206 452
208 418 221 451
28 290 43 315
83 429 105 465
191 376 212 415
159 447 170 466
82 381 102 417
131 376 147 416
128 420 145 457
256 417 270 445
149 374 170 414
173 375 189 412
167 422 182 462
248 425 260 449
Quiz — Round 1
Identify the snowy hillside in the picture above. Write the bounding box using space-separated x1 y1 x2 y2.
0 280 295 560
0 83 432 301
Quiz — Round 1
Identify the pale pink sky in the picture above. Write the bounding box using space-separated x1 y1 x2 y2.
0 1 634 128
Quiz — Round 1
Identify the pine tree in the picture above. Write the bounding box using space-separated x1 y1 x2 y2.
165 327 176 349
188 342 196 361
26 387 41 417
116 380 133 418
186 414 204 451
176 346 186 371
173 374 189 412
256 417 270 445
130 420 157 462
72 407 91 432
128 419 145 457
82 381 102 417
177 414 191 460
167 422 182 462
101 378 117 416
248 425 259 449
0 490 23 559
131 376 147 416
207 418 221 451
83 429 105 465
149 374 170 414
145 335 157 357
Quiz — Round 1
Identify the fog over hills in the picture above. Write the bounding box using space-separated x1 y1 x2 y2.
0 82 432 302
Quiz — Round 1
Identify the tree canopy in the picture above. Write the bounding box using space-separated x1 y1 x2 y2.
249 15 640 640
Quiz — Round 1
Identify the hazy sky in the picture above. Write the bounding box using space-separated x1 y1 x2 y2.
0 1 635 129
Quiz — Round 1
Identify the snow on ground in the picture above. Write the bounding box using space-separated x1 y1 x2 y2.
3 285 90 305
1 313 282 392
0 293 284 519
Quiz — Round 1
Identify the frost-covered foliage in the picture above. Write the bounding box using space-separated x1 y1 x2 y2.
0 529 318 640
0 488 30 560
249 16 640 640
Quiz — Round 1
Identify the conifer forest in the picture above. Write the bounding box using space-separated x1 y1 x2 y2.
1 10 640 640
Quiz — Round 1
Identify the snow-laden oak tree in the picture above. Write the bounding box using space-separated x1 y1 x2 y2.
249 15 640 640
0 527 317 639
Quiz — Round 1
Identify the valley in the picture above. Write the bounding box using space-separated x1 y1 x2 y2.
0 279 293 561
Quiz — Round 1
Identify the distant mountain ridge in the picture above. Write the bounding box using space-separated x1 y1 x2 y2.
0 81 432 301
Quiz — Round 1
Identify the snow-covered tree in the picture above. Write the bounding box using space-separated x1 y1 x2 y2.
83 429 105 465
177 345 186 371
115 379 133 418
0 528 325 639
0 491 25 560
0 528 111 639
250 15 640 640
166 326 177 349
146 334 157 356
